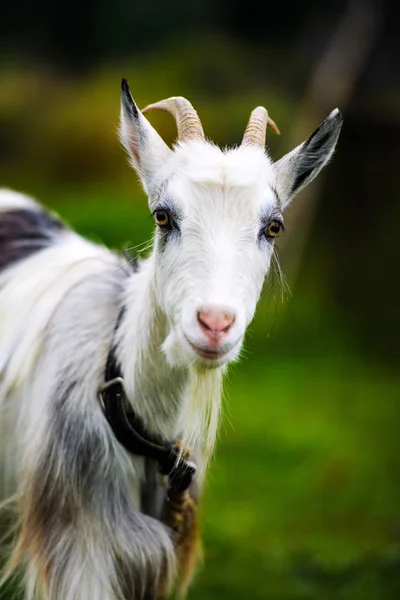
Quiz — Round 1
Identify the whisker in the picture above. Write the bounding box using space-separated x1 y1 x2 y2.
272 248 292 303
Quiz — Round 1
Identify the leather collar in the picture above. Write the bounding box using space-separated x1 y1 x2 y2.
99 316 196 494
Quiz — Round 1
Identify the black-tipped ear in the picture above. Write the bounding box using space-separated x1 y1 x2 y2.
121 78 140 120
274 109 343 209
119 79 172 193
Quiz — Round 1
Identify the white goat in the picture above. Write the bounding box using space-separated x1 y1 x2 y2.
0 79 342 600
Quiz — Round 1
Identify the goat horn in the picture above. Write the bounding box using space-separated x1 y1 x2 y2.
242 106 280 147
142 97 205 142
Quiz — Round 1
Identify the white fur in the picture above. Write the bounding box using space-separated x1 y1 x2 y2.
0 189 38 211
0 94 341 599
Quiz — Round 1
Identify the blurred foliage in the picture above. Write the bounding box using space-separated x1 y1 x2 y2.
0 39 293 190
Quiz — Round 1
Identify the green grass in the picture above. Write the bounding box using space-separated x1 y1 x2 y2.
188 356 400 599
2 188 400 599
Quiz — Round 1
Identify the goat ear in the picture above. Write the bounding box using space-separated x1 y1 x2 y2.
119 79 173 193
274 109 343 209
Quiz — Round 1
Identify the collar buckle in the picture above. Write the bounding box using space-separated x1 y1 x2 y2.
98 376 126 412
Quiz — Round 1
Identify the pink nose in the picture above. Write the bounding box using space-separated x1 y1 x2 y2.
197 307 236 343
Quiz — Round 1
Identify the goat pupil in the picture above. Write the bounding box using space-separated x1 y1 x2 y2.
266 221 281 237
156 211 168 225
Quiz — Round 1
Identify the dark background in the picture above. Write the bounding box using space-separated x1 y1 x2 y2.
1 1 399 598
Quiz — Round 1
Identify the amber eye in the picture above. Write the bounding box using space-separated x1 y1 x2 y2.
265 220 283 238
155 210 170 227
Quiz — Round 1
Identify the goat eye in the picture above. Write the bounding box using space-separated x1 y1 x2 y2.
155 210 170 227
265 220 283 238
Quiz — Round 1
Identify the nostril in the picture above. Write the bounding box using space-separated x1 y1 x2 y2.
222 316 235 333
197 311 212 332
197 308 236 336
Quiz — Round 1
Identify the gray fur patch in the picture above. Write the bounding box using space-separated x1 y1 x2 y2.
0 208 64 273
24 379 174 599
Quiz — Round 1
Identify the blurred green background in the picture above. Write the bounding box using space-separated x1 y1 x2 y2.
1 0 399 598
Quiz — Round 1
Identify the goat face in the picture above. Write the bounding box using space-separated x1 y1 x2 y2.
120 80 342 368
149 143 280 368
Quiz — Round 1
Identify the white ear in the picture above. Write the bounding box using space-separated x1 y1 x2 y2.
119 79 173 194
274 109 343 210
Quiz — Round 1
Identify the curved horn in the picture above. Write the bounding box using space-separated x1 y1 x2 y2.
142 97 205 142
242 106 280 147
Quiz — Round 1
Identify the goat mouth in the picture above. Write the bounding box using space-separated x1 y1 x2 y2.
184 336 236 361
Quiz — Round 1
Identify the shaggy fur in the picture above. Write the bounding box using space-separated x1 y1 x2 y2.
0 83 342 600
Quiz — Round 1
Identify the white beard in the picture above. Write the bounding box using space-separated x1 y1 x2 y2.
178 364 224 475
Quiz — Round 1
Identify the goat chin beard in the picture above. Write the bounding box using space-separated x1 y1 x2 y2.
162 329 224 474
179 364 224 477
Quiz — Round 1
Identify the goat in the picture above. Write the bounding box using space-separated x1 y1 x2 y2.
0 79 342 600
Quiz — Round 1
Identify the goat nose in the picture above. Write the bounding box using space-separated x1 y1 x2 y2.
197 307 236 338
